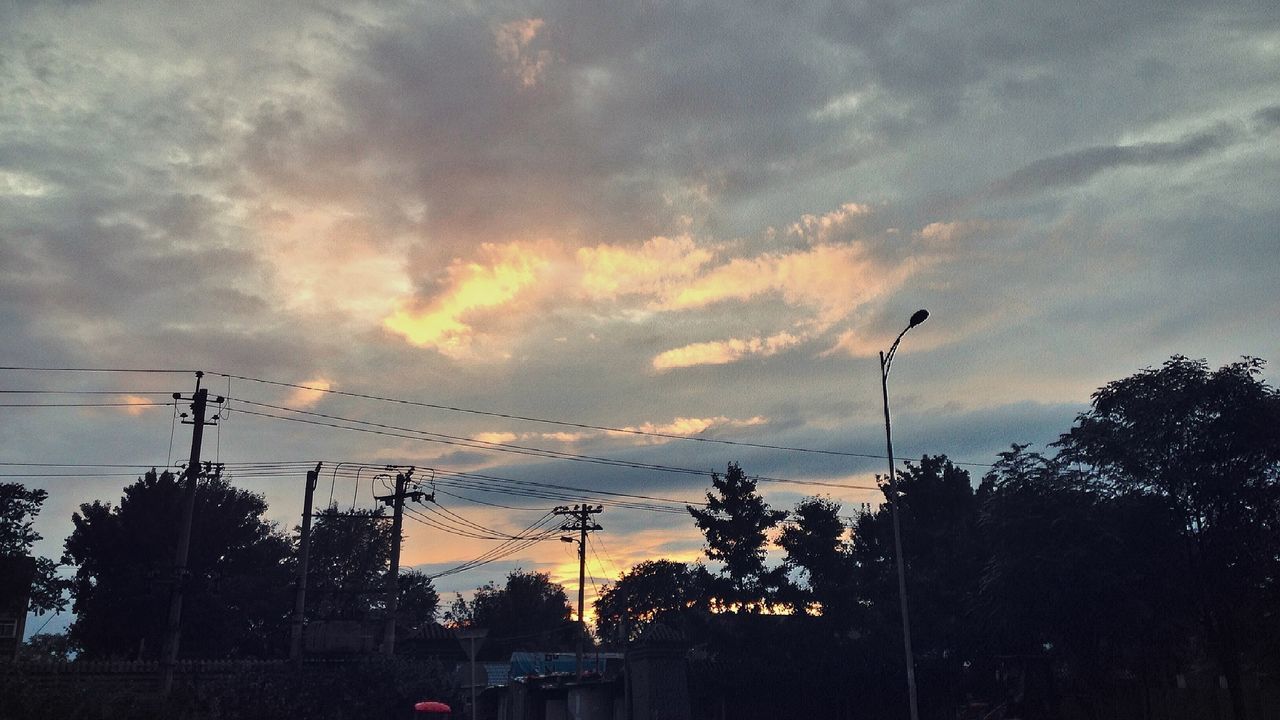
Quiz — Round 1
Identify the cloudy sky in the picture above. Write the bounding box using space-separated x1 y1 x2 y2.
4 1 1279 636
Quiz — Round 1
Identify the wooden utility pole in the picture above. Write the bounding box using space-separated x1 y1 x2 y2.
375 468 427 656
289 462 323 665
554 504 602 678
160 371 222 695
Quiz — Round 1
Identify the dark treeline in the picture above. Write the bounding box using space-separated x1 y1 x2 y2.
594 357 1280 720
3 356 1279 720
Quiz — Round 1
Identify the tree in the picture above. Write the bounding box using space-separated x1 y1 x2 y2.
777 496 850 618
396 569 440 626
62 470 294 659
1055 356 1280 720
687 462 786 610
971 445 1193 717
849 455 985 718
18 632 72 662
445 569 574 659
594 559 711 643
305 504 393 620
0 482 69 615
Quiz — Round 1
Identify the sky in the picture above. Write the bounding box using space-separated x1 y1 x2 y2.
3 1 1279 639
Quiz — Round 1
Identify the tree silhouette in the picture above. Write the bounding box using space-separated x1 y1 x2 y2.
1055 356 1280 720
0 482 69 615
63 470 293 659
446 569 575 658
305 504 393 620
688 462 785 610
777 497 849 618
594 559 711 642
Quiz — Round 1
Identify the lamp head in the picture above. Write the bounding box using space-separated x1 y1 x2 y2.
908 309 929 328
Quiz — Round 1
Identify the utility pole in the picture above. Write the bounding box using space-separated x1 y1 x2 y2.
555 504 602 679
375 468 428 656
290 462 323 665
160 371 223 695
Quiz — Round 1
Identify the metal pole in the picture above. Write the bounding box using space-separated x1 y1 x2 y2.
881 350 919 720
290 463 322 665
383 470 408 656
161 372 208 695
576 506 587 679
471 636 477 720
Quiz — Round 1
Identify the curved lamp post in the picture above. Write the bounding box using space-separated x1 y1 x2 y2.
880 308 928 720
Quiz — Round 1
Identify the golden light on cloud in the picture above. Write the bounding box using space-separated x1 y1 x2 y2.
118 395 157 416
253 205 413 324
495 18 551 88
576 235 713 301
652 331 803 371
618 415 768 437
285 378 332 408
664 243 894 325
472 431 519 444
379 202 927 369
786 202 871 243
383 243 549 358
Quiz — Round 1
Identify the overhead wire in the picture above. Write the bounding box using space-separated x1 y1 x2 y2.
225 398 884 492
209 370 909 462
0 366 998 468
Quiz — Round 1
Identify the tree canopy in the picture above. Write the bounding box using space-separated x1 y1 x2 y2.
687 462 785 610
1055 356 1280 719
445 569 574 659
594 559 711 643
62 470 293 659
0 482 69 615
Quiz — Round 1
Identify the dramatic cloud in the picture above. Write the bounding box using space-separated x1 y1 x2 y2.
2 0 1278 631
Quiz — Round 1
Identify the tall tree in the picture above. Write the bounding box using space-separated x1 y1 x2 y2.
1055 356 1280 720
688 462 785 610
396 569 440 626
445 569 575 658
0 482 69 615
777 497 850 619
305 504 393 620
973 445 1191 717
594 559 711 642
849 455 984 717
62 470 293 659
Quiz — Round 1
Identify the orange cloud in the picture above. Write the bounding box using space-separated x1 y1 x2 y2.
472 431 519 444
652 331 803 371
118 394 158 416
285 378 332 408
663 243 901 325
383 243 549 358
495 18 551 88
786 202 871 243
618 415 768 437
576 235 713 301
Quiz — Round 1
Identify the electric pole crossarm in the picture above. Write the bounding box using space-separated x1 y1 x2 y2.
160 371 224 695
290 462 322 664
554 504 604 679
381 467 424 656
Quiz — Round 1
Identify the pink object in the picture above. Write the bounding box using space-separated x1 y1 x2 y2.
414 700 452 714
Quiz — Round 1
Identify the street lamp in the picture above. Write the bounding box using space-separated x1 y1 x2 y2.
880 308 927 720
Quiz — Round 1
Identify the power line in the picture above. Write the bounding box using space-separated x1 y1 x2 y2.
0 390 178 395
0 367 194 373
226 399 886 492
0 399 175 407
210 371 900 461
0 366 998 468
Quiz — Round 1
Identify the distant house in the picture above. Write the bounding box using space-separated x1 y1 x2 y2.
0 555 37 660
